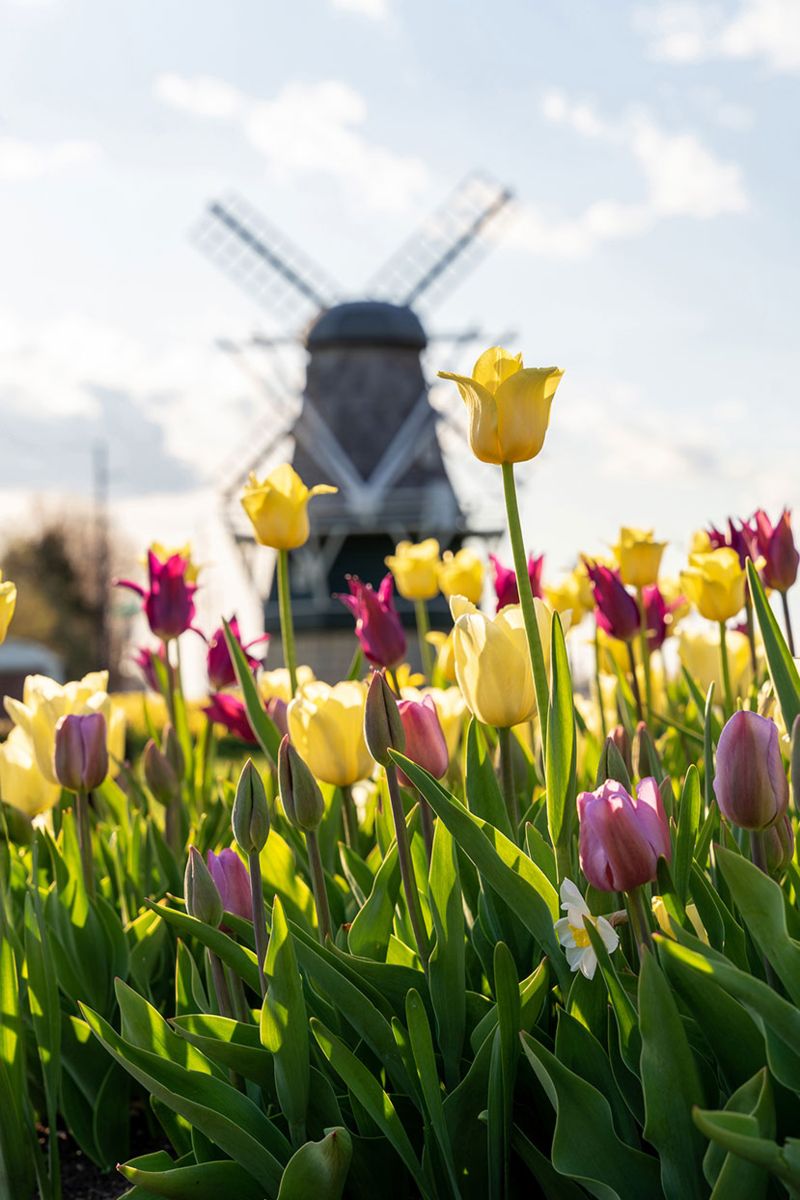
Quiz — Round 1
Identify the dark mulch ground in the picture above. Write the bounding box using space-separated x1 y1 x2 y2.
38 1108 166 1200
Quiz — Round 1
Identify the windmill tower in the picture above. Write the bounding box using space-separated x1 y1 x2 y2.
195 173 513 677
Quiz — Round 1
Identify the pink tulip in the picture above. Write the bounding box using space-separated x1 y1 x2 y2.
53 712 109 793
753 509 799 593
396 696 449 785
206 616 269 691
337 574 407 668
265 695 289 737
133 644 169 691
117 550 199 642
205 693 257 743
489 552 544 611
578 777 671 892
206 849 252 922
713 711 788 831
584 561 640 642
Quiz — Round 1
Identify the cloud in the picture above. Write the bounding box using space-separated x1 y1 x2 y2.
506 91 748 259
154 74 428 213
330 0 389 19
635 0 800 72
0 137 99 182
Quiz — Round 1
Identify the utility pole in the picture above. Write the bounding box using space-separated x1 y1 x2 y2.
93 439 111 673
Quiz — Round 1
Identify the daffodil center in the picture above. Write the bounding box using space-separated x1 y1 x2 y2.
569 921 591 948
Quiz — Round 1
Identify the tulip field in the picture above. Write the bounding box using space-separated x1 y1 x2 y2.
2 346 800 1200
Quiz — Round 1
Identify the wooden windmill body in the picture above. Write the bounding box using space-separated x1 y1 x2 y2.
195 175 513 677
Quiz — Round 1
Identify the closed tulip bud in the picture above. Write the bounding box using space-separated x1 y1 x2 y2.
232 758 270 853
364 671 406 767
53 712 109 793
762 813 794 875
792 715 800 814
241 464 337 551
143 738 179 805
396 696 449 785
385 538 441 601
713 711 789 831
438 549 484 606
584 561 640 642
680 548 746 623
614 527 667 589
162 723 185 781
596 733 632 793
578 777 671 892
184 845 223 926
336 574 407 669
278 736 325 830
754 508 799 593
610 724 632 774
633 721 661 781
207 849 252 921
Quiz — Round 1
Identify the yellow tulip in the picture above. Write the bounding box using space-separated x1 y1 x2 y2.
426 629 457 685
0 572 16 644
402 685 467 760
385 538 441 601
614 527 666 589
241 464 337 551
690 529 713 555
287 680 372 788
545 574 584 625
679 627 752 700
394 663 425 690
0 727 61 819
4 671 126 785
438 548 484 605
149 541 201 583
438 346 563 465
680 548 745 623
259 665 315 703
450 595 559 728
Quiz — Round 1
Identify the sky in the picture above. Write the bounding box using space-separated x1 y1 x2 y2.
1 0 799 678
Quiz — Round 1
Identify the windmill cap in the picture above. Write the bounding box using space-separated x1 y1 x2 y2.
305 301 427 351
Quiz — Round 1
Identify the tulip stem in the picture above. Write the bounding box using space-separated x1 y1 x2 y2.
277 549 298 696
498 727 520 834
744 590 759 676
386 762 430 969
247 849 268 997
208 949 234 1019
636 588 653 721
306 829 332 944
625 642 644 723
75 790 95 898
719 622 734 718
341 785 359 849
501 462 549 747
414 599 434 681
625 886 653 963
594 623 608 740
780 590 796 657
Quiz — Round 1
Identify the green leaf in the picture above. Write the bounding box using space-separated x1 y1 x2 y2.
310 1019 426 1193
224 616 281 763
0 925 36 1200
146 900 261 993
428 819 465 1090
119 1153 267 1199
693 1108 800 1196
546 612 577 850
488 943 520 1200
347 833 401 960
584 919 642 1075
276 1127 352 1200
700 1068 774 1199
261 897 310 1145
405 989 460 1199
747 560 800 732
520 1032 662 1200
639 950 707 1199
674 765 701 904
172 1014 275 1094
465 719 513 837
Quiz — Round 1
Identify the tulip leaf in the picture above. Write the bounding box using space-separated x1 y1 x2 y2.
639 950 707 1199
0 915 37 1200
487 943 520 1200
119 1153 267 1199
276 1127 352 1200
223 616 281 764
405 989 461 1198
746 560 800 732
390 753 570 992
428 819 466 1090
260 897 310 1145
520 1031 662 1200
465 719 513 837
347 830 401 959
546 612 577 851
674 764 701 903
692 1109 800 1196
172 1014 276 1094
145 901 262 993
699 1068 774 1199
583 919 642 1076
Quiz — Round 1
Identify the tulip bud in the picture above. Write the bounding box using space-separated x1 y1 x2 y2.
762 813 794 875
53 712 109 793
596 733 632 792
713 711 789 831
184 845 223 926
278 736 324 831
232 759 270 853
163 723 185 782
396 696 449 784
143 738 179 805
633 722 662 781
207 849 251 921
578 777 671 893
364 671 405 767
265 695 289 738
791 715 799 816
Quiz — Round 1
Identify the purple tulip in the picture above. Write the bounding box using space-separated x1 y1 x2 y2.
206 849 252 922
206 615 269 691
205 693 257 743
584 561 640 642
337 574 407 668
713 711 788 831
489 552 544 611
763 813 795 875
133 644 169 691
708 518 758 569
578 777 671 892
53 712 109 793
396 696 449 785
754 509 799 593
642 583 684 651
117 550 199 642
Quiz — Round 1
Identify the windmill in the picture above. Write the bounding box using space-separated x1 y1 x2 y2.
194 173 514 677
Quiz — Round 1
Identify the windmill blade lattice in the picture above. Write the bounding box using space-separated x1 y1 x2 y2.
367 172 513 310
193 193 341 324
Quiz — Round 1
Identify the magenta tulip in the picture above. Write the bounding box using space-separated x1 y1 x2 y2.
205 693 257 743
206 849 252 922
206 616 269 691
133 644 169 692
337 574 406 668
642 583 683 651
578 777 671 892
708 517 757 568
713 711 788 831
117 550 199 642
490 552 544 611
396 696 449 785
754 509 799 593
584 561 640 642
53 712 109 793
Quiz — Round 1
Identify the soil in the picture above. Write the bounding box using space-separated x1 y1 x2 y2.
37 1108 167 1200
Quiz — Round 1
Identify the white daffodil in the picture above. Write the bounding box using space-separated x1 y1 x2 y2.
554 878 619 980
